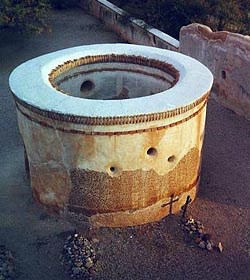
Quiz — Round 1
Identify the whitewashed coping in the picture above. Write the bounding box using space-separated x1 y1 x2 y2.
98 0 124 15
148 28 179 49
9 43 213 118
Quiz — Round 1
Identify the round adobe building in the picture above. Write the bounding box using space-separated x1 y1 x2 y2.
9 44 213 227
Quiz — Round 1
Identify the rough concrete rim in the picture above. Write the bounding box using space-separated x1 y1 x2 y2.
9 43 213 119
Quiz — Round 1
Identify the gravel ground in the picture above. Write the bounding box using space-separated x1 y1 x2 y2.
0 7 250 280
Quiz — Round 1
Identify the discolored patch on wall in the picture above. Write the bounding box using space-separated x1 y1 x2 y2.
30 163 71 213
68 147 200 218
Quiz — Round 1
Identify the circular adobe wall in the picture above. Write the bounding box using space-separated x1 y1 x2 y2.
9 44 213 227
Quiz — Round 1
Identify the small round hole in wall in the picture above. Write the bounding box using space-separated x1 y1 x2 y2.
80 80 95 93
147 147 157 156
108 165 122 177
110 166 116 173
221 70 226 79
167 155 176 162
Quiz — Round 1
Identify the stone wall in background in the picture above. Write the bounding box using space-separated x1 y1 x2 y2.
79 2 250 120
180 23 250 120
78 0 179 51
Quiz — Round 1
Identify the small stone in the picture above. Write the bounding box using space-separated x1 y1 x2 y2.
92 238 99 244
202 233 211 242
206 242 213 251
190 225 196 231
67 248 72 254
188 218 195 224
85 258 93 269
197 229 203 234
67 235 72 241
184 226 190 231
194 237 202 244
218 242 223 253
198 241 206 249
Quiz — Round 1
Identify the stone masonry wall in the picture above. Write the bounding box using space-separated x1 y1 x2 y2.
180 23 250 120
78 0 179 51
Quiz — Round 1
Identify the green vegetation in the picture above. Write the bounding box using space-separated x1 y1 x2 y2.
112 0 250 38
0 0 51 34
0 0 78 34
1 0 248 36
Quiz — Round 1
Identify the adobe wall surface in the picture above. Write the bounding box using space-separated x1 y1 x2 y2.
78 0 179 51
180 24 250 120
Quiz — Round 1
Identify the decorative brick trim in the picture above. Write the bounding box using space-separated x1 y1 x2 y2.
13 91 209 126
49 54 179 89
16 97 208 135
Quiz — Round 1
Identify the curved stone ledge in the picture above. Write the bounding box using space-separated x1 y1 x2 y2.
10 44 213 227
9 44 213 121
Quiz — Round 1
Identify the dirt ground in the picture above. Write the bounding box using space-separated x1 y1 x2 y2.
0 7 249 280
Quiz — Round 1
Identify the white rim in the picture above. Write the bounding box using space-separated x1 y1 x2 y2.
9 44 213 118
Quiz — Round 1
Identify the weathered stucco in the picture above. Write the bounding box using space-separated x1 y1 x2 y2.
10 44 213 227
180 23 250 120
16 101 206 227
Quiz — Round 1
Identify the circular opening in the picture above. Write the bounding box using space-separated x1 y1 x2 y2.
147 147 157 156
80 80 95 93
49 54 179 100
108 166 122 177
110 166 116 173
167 155 176 162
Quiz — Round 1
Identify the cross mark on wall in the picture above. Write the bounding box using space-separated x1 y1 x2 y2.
161 195 180 214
